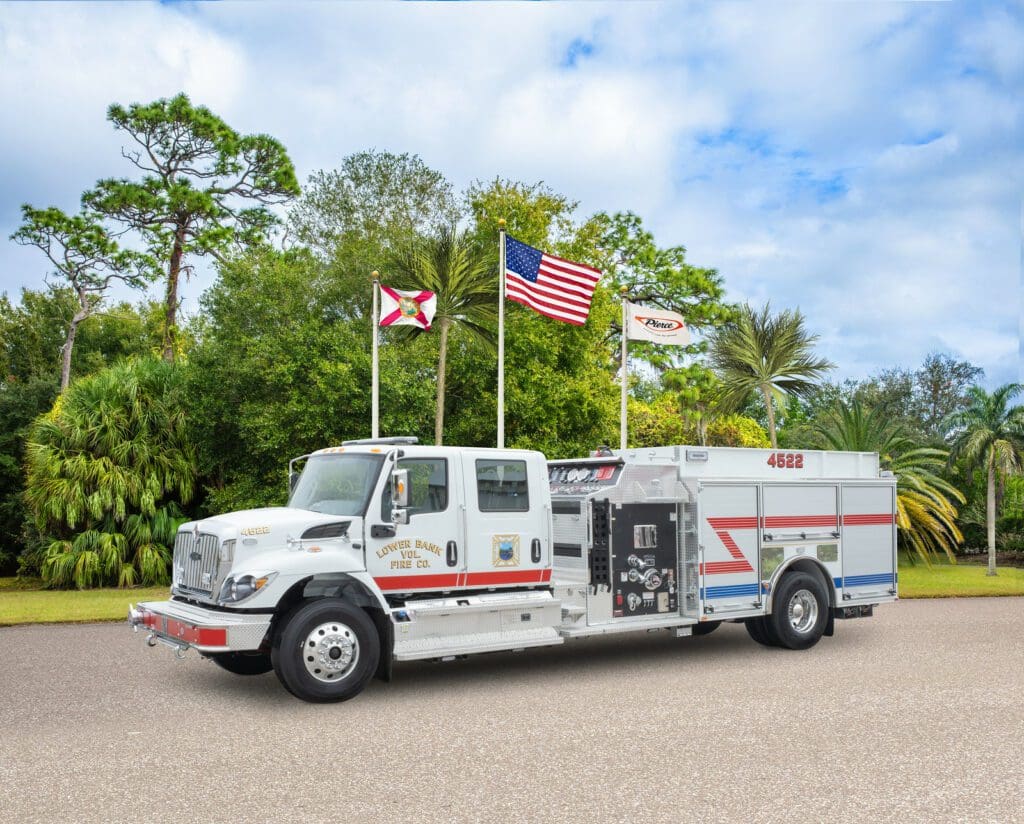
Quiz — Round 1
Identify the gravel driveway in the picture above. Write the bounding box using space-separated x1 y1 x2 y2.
1 597 1022 824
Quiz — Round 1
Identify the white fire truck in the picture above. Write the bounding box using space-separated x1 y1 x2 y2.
129 437 897 702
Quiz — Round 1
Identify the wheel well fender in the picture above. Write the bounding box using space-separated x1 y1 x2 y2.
273 573 393 681
766 557 836 616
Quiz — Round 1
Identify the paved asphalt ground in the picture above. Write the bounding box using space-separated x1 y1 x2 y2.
1 598 1022 824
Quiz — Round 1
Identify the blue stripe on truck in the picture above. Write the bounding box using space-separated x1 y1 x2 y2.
701 583 760 599
843 572 895 587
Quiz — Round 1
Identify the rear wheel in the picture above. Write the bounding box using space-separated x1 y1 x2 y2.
744 617 778 647
207 652 273 675
768 572 828 650
271 598 380 703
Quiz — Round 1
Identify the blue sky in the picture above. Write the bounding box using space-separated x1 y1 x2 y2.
0 1 1021 387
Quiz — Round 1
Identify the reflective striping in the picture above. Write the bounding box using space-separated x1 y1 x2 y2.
834 577 843 588
842 514 894 526
374 568 552 592
701 560 754 574
376 573 460 591
705 517 755 574
707 517 758 529
844 572 895 587
763 515 837 528
465 569 553 587
701 583 760 599
138 608 228 648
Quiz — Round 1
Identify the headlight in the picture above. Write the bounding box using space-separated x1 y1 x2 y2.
218 572 277 604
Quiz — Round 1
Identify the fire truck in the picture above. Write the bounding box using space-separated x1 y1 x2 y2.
129 437 897 702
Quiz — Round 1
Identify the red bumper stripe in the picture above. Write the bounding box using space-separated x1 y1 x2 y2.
139 609 227 647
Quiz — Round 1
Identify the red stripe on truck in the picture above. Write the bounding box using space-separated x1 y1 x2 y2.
763 515 838 528
842 514 893 525
374 569 551 591
374 569 552 591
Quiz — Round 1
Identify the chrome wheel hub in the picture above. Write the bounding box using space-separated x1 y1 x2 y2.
787 589 818 634
303 621 359 682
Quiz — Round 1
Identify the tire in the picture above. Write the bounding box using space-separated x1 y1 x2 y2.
745 616 779 647
768 572 828 650
691 621 721 636
207 652 273 675
271 598 380 703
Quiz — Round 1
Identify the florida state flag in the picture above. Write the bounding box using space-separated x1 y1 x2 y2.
379 285 437 330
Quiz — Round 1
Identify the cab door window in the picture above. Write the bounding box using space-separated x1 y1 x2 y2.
476 459 529 512
381 458 449 520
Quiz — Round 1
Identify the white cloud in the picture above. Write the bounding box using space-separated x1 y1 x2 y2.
0 0 1019 388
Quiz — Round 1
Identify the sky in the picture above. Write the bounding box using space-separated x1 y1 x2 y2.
0 1 1021 387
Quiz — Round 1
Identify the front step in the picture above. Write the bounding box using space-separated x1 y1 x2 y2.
391 590 563 661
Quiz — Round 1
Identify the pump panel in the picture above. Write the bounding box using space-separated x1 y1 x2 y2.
610 503 678 617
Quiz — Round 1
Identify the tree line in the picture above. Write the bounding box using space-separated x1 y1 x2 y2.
2 94 1021 587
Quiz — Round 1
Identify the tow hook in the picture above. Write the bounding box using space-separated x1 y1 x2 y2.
146 632 190 659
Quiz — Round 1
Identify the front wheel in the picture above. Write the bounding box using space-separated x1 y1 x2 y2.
271 598 380 703
207 651 273 675
768 572 828 650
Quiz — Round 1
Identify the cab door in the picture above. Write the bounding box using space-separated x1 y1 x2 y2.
365 456 465 594
461 453 551 589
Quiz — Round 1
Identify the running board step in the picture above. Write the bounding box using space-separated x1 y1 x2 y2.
391 590 563 661
394 627 563 661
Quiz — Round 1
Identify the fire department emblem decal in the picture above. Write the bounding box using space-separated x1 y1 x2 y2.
492 534 520 567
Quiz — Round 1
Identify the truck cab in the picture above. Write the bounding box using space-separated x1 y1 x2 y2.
130 438 560 702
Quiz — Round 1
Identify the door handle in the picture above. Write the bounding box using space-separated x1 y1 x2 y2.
531 538 541 564
371 524 396 539
446 541 458 567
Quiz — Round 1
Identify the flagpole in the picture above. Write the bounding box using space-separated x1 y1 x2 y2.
620 286 628 451
371 270 380 439
497 219 506 449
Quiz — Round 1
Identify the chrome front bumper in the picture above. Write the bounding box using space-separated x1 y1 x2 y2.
128 600 272 654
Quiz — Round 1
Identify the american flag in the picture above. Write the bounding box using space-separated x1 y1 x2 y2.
504 235 601 326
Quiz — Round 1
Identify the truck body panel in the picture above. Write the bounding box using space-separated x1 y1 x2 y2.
129 440 898 702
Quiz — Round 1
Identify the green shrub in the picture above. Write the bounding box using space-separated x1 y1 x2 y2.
24 357 196 588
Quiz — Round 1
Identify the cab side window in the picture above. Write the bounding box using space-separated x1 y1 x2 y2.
476 459 529 512
381 458 448 520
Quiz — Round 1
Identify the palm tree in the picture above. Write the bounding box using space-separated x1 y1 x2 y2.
391 227 496 444
708 303 833 448
944 384 1024 576
24 357 195 587
816 400 964 565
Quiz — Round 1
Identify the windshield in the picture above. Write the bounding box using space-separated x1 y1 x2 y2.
288 454 385 517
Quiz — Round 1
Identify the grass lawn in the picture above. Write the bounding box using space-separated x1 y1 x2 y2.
3 559 1024 626
0 577 169 626
898 558 1024 598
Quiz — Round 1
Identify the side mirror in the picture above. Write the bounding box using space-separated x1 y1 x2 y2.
289 471 299 493
390 469 409 525
391 469 409 508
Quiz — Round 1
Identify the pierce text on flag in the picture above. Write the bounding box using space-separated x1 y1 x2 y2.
625 301 691 345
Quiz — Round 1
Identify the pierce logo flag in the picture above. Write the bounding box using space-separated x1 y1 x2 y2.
625 301 691 346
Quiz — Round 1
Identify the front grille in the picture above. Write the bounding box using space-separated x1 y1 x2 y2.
173 531 222 596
